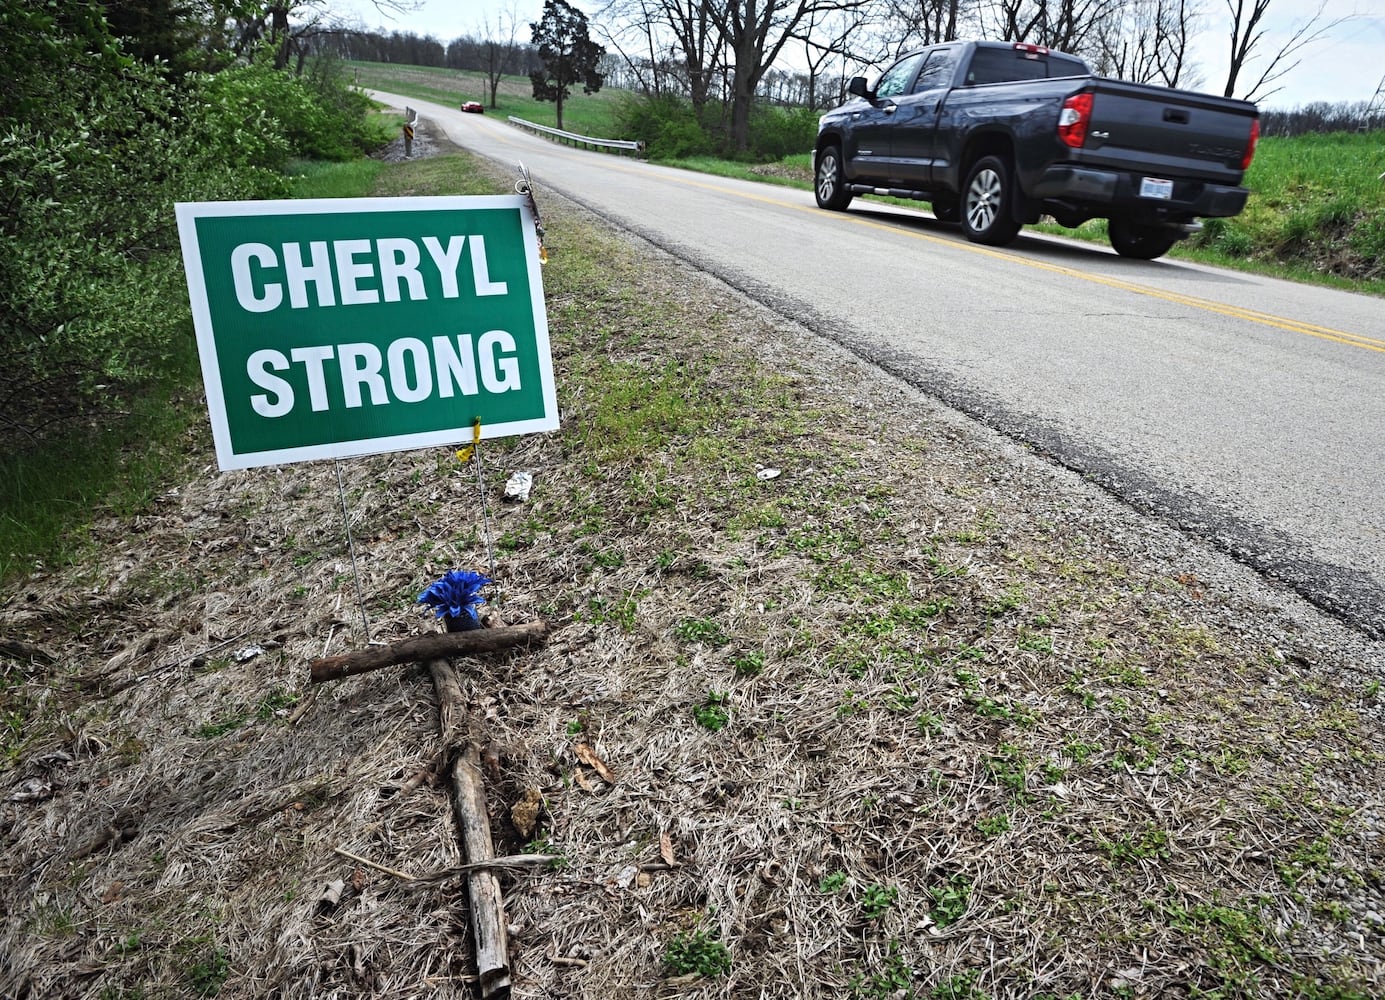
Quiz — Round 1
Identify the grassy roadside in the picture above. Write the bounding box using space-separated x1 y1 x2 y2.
2 135 1382 999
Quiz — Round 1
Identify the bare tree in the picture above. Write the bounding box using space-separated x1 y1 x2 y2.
884 0 980 49
791 3 888 109
598 0 726 113
1095 0 1202 88
982 0 1126 55
661 0 723 113
593 0 673 97
708 0 875 152
1222 0 1349 102
477 4 522 107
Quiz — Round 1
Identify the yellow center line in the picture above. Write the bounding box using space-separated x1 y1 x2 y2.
838 212 1385 353
480 131 1384 355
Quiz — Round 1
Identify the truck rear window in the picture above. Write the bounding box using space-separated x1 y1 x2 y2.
965 48 1088 85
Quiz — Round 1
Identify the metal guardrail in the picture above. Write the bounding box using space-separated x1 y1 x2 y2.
507 116 644 156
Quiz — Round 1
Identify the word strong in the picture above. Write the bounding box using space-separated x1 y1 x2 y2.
248 333 522 417
176 196 558 470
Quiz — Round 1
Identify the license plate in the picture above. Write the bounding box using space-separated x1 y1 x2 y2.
1140 176 1174 199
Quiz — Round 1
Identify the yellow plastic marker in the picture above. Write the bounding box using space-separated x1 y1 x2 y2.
455 417 482 463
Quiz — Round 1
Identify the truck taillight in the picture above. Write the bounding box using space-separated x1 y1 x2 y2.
1013 43 1050 56
1058 93 1093 148
1241 118 1260 170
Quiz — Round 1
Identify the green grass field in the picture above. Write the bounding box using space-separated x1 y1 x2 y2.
347 62 629 138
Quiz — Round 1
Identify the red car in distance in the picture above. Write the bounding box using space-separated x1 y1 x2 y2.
461 101 484 113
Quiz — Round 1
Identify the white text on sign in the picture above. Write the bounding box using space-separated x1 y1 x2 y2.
230 235 506 313
248 333 521 417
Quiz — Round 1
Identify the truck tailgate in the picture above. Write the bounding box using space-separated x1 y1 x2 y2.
1078 80 1257 184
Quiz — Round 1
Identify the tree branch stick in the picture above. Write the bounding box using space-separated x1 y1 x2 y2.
309 621 547 684
334 845 417 881
428 659 512 999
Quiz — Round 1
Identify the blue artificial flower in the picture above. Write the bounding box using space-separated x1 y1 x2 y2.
417 569 494 623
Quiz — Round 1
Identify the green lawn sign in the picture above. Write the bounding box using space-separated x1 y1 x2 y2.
175 196 558 471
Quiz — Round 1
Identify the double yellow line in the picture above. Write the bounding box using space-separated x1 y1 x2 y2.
835 209 1385 355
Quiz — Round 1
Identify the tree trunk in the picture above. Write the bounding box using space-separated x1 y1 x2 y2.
729 52 760 153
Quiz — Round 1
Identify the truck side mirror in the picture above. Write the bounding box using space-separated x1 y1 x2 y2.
848 76 871 100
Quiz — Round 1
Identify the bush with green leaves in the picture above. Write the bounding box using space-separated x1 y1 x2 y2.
0 22 246 413
200 58 383 167
615 93 717 160
746 104 817 161
0 8 387 440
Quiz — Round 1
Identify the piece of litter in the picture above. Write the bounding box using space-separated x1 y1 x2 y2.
234 645 265 663
503 470 534 502
317 879 346 912
756 468 781 481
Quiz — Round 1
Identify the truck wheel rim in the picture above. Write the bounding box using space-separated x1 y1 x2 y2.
966 168 1001 230
818 154 837 201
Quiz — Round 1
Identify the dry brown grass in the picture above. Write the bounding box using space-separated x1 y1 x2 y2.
2 133 1383 1000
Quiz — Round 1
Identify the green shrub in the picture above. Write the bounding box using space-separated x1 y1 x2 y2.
747 104 817 161
1217 227 1253 257
0 53 263 410
616 93 716 160
0 12 386 442
199 59 384 167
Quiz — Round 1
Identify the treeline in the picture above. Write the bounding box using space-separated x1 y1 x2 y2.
323 22 1383 145
1261 103 1385 138
317 30 542 76
0 1 386 446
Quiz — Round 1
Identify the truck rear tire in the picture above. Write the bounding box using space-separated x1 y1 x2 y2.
962 155 1022 246
815 145 853 211
1108 218 1181 260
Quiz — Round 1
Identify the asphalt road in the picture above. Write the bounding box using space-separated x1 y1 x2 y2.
381 93 1385 638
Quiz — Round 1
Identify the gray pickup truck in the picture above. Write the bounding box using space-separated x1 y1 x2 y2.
814 41 1261 259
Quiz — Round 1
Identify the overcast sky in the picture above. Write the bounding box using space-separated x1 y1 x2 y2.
332 0 1384 108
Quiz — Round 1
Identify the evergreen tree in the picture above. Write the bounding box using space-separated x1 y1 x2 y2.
528 0 604 131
